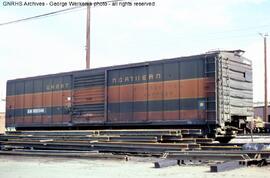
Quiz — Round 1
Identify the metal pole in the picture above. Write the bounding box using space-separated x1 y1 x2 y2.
85 5 91 69
260 33 269 122
264 35 268 122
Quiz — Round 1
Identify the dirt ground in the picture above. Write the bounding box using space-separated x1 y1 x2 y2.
0 155 269 178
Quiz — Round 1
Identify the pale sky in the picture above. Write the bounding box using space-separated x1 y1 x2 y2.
0 0 270 112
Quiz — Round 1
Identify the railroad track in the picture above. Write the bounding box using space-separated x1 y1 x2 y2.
0 129 245 156
165 150 270 160
236 135 270 139
1 129 268 173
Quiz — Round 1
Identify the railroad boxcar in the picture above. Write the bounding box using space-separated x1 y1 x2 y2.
5 50 253 141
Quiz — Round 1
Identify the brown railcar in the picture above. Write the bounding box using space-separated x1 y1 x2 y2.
5 50 253 139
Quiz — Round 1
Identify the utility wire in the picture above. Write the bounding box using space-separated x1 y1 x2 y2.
0 7 82 26
0 0 127 26
0 0 267 42
1 0 269 36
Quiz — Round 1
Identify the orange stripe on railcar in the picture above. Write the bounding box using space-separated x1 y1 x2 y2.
6 90 72 109
107 77 215 103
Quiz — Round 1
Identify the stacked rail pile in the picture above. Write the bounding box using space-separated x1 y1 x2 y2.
0 129 213 154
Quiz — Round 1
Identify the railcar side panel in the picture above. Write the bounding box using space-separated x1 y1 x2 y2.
6 75 72 127
5 50 253 134
71 71 105 124
107 57 216 124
